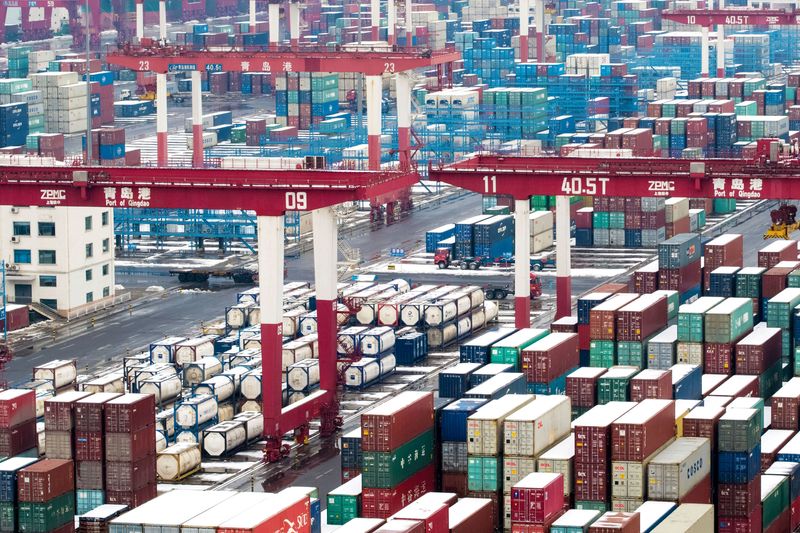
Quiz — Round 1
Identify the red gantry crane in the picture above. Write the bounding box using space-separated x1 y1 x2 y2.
105 41 460 223
0 164 417 461
429 138 799 324
0 0 102 48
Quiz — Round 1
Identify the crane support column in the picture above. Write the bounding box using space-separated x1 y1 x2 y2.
514 198 531 328
366 75 382 171
258 215 285 440
519 0 529 62
269 3 280 50
159 0 167 40
535 0 544 61
555 195 571 319
405 0 413 47
156 73 168 166
388 0 396 45
313 207 338 434
249 0 257 29
371 0 380 40
289 3 300 48
191 70 203 167
135 0 144 40
716 0 725 77
396 72 411 170
701 26 709 77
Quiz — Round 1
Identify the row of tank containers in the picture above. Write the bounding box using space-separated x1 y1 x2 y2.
326 391 717 532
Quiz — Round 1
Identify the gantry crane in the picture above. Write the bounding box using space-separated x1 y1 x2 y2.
0 0 102 48
429 138 800 322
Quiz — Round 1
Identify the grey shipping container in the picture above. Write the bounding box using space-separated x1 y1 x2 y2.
647 437 711 501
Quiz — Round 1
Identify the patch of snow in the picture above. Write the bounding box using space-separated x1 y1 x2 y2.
145 285 165 292
114 284 125 291
177 288 213 294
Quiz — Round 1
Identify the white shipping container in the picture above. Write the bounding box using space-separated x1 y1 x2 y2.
178 493 275 531
175 394 218 427
467 394 536 456
531 231 554 253
647 437 711 501
156 442 201 481
665 197 690 223
536 434 575 496
287 359 320 392
502 456 536 495
109 490 236 528
503 395 572 457
203 420 247 456
650 503 715 533
195 375 236 402
187 131 218 150
530 211 554 236
636 501 677 532
612 437 677 499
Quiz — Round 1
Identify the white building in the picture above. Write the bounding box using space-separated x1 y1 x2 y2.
0 206 115 315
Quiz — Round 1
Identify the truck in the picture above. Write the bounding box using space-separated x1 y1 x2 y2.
169 267 257 284
484 274 543 300
434 248 555 271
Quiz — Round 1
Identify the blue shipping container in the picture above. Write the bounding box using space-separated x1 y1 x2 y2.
718 445 761 484
464 372 526 400
671 364 702 400
439 398 488 442
658 233 701 269
426 223 456 253
460 328 517 364
439 363 483 399
395 332 428 365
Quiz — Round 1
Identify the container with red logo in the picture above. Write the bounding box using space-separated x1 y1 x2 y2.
735 327 782 375
391 501 448 532
611 399 675 462
588 511 640 533
104 394 156 433
44 391 93 431
566 367 607 408
519 332 579 384
510 472 564 525
589 294 640 341
771 380 800 430
758 240 797 269
615 294 667 342
217 491 311 533
361 392 433 452
0 389 36 428
361 464 435 519
629 369 672 401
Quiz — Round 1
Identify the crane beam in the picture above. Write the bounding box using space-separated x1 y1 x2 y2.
662 9 800 26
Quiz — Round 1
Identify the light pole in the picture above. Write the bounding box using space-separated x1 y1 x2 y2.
85 0 93 165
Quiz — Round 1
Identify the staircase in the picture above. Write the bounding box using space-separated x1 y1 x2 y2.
28 302 62 321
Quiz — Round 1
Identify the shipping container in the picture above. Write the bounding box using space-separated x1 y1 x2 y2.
440 363 483 399
467 394 536 456
567 367 607 409
490 328 549 369
647 437 711 501
460 328 517 364
464 372 527 400
520 333 579 384
735 327 782 375
611 399 676 461
719 408 761 452
361 429 434 488
649 503 714 532
361 392 433 452
510 472 564 525
504 395 571 456
574 402 638 466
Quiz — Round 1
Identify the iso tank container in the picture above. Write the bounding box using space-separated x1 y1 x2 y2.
357 289 404 326
427 316 472 349
240 370 262 400
195 374 237 402
183 357 224 387
175 395 218 428
646 437 711 501
203 420 247 457
33 359 77 389
149 336 187 364
360 392 433 453
377 288 432 327
650 503 714 533
155 442 201 481
504 395 572 457
611 399 676 461
344 355 396 389
520 332 579 384
337 326 368 356
360 327 396 356
466 394 536 456
233 411 263 443
287 359 320 392
174 336 217 366
139 373 182 404
399 286 458 327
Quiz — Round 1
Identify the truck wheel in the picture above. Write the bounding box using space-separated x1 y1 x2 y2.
460 262 469 270
532 263 542 271
437 262 447 270
178 273 189 283
496 290 507 299
469 262 479 270
485 290 496 300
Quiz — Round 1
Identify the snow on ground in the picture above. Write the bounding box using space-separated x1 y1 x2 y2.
368 260 626 278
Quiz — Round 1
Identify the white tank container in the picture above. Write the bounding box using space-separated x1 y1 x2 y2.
33 360 78 389
379 354 397 377
217 402 235 422
337 326 369 356
247 306 261 326
471 308 487 331
282 307 306 337
226 303 253 329
360 327 396 356
156 409 175 437
240 370 262 400
453 291 473 316
150 336 187 364
183 357 223 386
242 337 261 351
81 374 125 394
345 358 380 388
241 400 261 412
299 311 319 336
203 420 247 457
175 395 218 428
157 442 201 481
222 366 250 389
424 298 459 327
195 375 235 402
463 286 485 309
484 300 499 322
234 411 264 442
357 289 399 325
427 323 458 349
175 428 203 445
34 389 55 419
400 301 426 327
282 339 315 370
139 373 182 404
287 359 321 392
288 391 307 405
156 430 167 453
133 363 176 390
174 336 216 366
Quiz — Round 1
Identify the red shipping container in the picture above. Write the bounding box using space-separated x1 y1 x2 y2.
679 472 711 504
0 304 29 332
589 512 640 533
764 507 790 533
629 369 672 401
510 473 564 525
659 260 702 293
362 464 435 519
104 394 155 433
589 293 640 340
762 266 796 298
0 389 36 428
761 431 796 472
758 240 797 269
520 332 579 383
608 197 625 212
99 127 125 145
641 210 666 230
615 294 667 341
440 472 468 497
771 382 800 430
611 399 675 462
125 149 141 166
106 483 157 510
449 498 495 533
105 456 156 491
792 495 800 531
577 324 590 351
76 460 103 490
736 327 782 375
44 391 93 431
551 317 577 333
75 392 121 433
633 269 658 294
0 418 37 457
574 403 636 465
17 459 75 502
341 467 360 484
52 523 75 533
718 476 761 516
575 208 593 229
683 406 724 451
465 490 500 528
704 234 744 270
510 510 564 533
361 392 433 452
376 520 426 533
75 431 104 461
574 462 608 502
704 342 737 375
566 367 606 408
105 425 156 462
391 502 448 532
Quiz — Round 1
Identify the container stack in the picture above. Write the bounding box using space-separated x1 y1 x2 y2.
440 398 487 496
490 328 549 370
573 402 636 512
658 233 702 303
467 394 535 527
103 394 156 508
736 266 767 323
703 297 755 375
703 234 744 293
510 472 566 530
766 287 800 375
588 197 666 248
360 392 435 519
717 408 762 531
566 366 607 418
275 72 339 130
520 332 579 393
501 396 571 528
646 437 712 505
340 427 362 483
0 456 39 532
482 87 549 139
676 296 723 368
17 459 75 533
0 389 37 457
588 293 639 368
610 399 676 512
326 475 362 525
472 215 514 260
0 102 29 148
75 392 123 515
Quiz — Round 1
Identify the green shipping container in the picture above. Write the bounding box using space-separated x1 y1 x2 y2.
361 430 434 488
653 290 680 320
467 455 501 492
718 408 761 453
704 298 753 343
767 288 800 329
597 366 639 404
76 489 104 516
230 126 246 143
735 267 765 298
608 212 625 229
714 198 737 214
761 360 783 397
326 476 361 525
677 297 724 342
0 501 14 532
490 328 549 370
575 500 608 512
788 270 800 288
761 474 789 530
17 492 74 533
616 340 647 369
589 340 615 368
593 212 610 229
